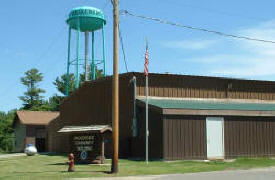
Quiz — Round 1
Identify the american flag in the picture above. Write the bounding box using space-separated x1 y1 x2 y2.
144 44 149 76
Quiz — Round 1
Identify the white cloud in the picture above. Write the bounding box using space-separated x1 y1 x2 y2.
237 21 275 56
209 57 275 77
184 20 275 78
163 39 217 50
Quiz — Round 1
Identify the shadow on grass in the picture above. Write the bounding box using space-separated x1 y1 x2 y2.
39 152 68 157
11 170 111 174
126 158 164 162
47 162 111 166
47 162 66 165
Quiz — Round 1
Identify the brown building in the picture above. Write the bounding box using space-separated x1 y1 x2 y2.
47 72 275 160
13 111 59 152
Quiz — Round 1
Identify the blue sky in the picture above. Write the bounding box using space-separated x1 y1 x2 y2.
1 0 275 112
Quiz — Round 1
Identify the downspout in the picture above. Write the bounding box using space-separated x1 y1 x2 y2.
132 76 137 137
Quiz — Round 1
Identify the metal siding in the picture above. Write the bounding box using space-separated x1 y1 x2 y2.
14 120 26 152
163 117 167 159
224 117 275 158
148 108 163 159
48 72 275 158
163 115 207 160
133 105 163 159
136 73 275 100
50 75 134 157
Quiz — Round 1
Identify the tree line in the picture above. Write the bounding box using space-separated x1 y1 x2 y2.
19 67 103 111
0 68 103 152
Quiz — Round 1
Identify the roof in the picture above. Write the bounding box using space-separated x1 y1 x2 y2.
137 97 275 117
15 111 59 126
58 125 112 133
138 98 275 111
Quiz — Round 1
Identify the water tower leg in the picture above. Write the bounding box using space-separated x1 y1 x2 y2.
85 32 89 81
66 28 72 96
92 31 95 80
75 29 80 88
102 25 106 77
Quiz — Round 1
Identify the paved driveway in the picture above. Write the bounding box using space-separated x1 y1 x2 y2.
71 167 275 180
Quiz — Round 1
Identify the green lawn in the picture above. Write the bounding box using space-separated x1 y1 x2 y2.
1 154 275 180
0 152 8 155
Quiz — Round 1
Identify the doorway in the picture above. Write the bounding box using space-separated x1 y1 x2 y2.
206 117 224 159
35 138 46 152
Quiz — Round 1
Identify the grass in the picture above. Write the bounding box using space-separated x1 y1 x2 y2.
0 154 275 180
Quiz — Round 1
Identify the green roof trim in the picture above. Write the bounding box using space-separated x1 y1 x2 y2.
138 98 275 111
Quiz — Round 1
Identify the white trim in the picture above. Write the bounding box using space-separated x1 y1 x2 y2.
58 125 111 133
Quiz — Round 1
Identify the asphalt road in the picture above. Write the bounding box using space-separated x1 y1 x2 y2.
72 167 275 180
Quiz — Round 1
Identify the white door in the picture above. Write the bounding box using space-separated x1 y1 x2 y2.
206 117 224 159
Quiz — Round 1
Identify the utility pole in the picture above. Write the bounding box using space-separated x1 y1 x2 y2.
111 0 119 174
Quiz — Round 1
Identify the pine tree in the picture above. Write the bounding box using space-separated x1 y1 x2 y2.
19 68 46 110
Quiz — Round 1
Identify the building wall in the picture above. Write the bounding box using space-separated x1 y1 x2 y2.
25 137 35 147
13 120 26 152
135 73 275 100
26 125 46 138
133 106 163 159
47 72 275 157
224 116 275 158
24 125 47 152
163 115 207 160
47 117 70 153
160 114 275 160
48 75 135 157
14 121 48 152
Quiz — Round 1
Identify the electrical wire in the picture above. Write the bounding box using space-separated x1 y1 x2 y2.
110 0 114 6
155 0 267 22
118 22 129 73
32 26 66 68
102 0 111 12
0 26 66 100
120 10 275 44
107 0 129 72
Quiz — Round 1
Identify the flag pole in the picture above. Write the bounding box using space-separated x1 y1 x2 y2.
145 39 149 165
145 73 148 165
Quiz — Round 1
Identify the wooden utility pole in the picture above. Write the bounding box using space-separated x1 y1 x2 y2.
111 0 119 174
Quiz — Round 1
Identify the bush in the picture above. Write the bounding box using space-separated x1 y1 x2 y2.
0 110 15 152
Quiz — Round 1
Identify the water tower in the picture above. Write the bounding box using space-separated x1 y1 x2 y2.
65 6 106 96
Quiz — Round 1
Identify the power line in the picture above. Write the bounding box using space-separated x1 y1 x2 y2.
155 0 267 22
104 0 128 72
120 10 275 44
102 0 111 11
118 22 129 73
33 26 66 68
0 26 66 99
